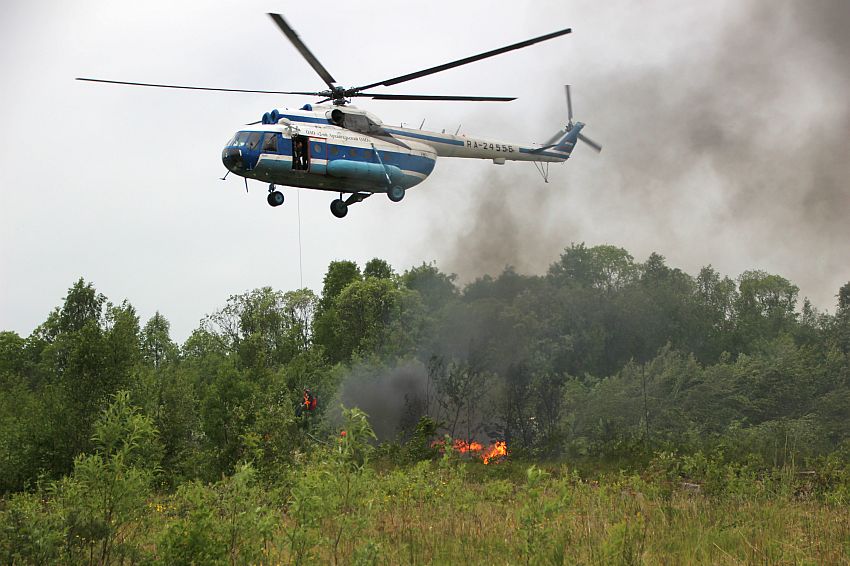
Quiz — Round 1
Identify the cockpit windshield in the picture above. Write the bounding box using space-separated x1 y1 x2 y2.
227 132 262 149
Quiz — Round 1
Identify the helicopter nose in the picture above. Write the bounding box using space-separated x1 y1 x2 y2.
221 147 243 170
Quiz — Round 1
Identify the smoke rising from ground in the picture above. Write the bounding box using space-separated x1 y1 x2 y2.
335 360 429 441
419 1 849 309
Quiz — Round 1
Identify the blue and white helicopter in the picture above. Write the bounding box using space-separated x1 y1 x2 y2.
78 14 600 218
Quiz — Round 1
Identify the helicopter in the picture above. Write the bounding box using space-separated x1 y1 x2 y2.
77 13 601 218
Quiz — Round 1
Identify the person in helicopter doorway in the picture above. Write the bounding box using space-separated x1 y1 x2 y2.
293 137 310 171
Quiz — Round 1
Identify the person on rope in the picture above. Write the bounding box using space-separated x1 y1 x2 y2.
296 387 317 418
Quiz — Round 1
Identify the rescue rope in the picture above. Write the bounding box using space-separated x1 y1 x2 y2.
305 432 329 446
297 189 303 288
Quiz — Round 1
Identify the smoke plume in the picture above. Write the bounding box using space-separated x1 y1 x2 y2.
334 360 429 441
419 1 850 310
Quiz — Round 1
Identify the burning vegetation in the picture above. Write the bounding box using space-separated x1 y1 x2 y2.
432 438 508 465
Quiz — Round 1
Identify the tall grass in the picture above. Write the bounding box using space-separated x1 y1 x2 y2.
4 452 849 565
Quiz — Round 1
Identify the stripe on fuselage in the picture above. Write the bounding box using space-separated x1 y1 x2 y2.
260 112 437 180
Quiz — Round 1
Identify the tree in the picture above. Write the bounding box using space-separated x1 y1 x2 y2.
693 265 738 360
364 258 393 280
332 278 408 361
141 312 178 369
283 288 319 353
736 270 799 348
314 261 362 358
203 287 310 370
402 262 458 312
30 281 141 474
318 261 361 311
547 243 637 292
0 331 26 379
57 278 106 335
430 357 491 439
55 391 162 564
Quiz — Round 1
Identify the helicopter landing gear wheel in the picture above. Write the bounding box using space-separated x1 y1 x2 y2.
267 190 284 207
330 198 348 218
387 186 405 203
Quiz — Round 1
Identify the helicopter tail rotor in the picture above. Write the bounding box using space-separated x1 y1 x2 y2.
564 85 601 153
537 86 602 153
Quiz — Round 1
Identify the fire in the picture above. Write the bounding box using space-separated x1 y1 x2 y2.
481 441 508 465
453 439 484 453
431 438 508 464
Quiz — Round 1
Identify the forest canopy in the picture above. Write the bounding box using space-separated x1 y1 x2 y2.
3 244 850 563
2 243 848 493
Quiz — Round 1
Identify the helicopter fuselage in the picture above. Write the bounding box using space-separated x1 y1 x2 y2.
221 104 579 196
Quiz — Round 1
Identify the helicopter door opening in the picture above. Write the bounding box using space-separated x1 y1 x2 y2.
292 135 310 171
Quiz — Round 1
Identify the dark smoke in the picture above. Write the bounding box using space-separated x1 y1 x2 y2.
421 1 850 309
334 360 429 441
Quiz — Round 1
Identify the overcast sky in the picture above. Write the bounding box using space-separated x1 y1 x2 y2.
2 0 848 342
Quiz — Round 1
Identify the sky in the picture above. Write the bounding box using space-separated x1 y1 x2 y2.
1 0 848 342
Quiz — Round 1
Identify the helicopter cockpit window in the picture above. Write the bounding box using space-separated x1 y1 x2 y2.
262 133 278 152
246 132 262 150
230 132 250 147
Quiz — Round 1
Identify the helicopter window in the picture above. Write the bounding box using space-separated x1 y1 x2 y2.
231 132 250 147
262 133 278 152
350 148 358 158
330 147 339 156
313 143 322 154
246 132 262 150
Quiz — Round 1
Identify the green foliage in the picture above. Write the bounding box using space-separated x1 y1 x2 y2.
318 273 425 363
2 248 850 562
158 463 276 565
401 415 439 463
401 261 458 312
52 390 161 564
363 257 393 280
0 491 64 564
283 407 379 565
548 243 637 292
517 465 561 565
141 311 178 369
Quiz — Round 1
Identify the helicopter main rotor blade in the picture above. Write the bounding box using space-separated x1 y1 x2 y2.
268 13 336 90
352 27 571 93
363 94 516 102
578 132 602 153
75 77 321 96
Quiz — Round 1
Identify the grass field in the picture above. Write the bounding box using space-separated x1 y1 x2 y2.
126 457 849 565
4 421 850 565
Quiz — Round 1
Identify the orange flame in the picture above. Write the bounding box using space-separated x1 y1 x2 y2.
431 438 508 464
453 439 484 453
482 441 508 465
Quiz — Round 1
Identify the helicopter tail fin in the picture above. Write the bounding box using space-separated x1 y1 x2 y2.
554 123 584 154
547 86 603 155
533 123 584 157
